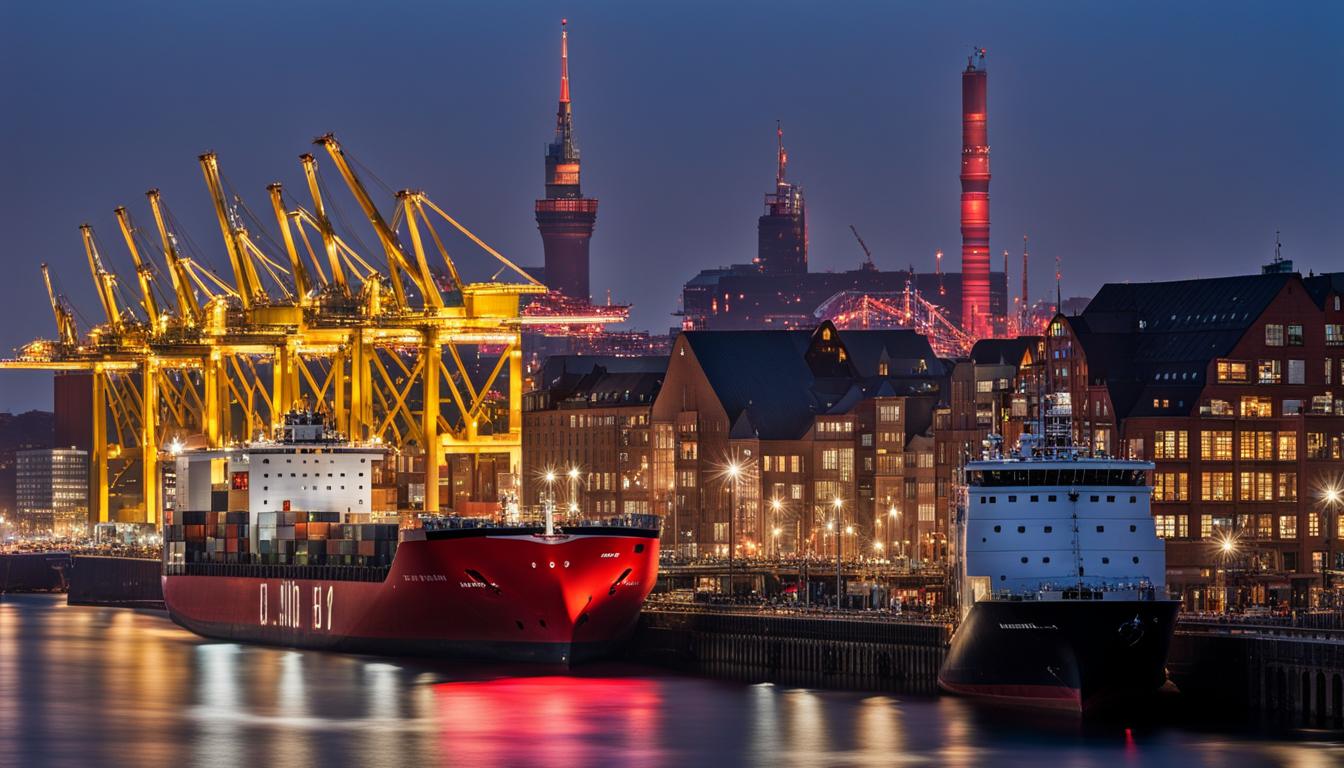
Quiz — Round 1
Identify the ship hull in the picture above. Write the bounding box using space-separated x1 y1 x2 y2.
938 598 1179 712
162 530 658 665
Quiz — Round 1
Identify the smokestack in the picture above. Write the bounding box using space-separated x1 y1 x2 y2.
960 47 990 337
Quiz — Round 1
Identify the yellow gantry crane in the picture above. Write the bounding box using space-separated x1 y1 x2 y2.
1 134 599 526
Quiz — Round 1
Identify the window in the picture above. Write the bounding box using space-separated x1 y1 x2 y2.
1239 471 1273 502
1308 513 1320 537
1240 397 1273 418
1265 324 1284 346
1153 430 1188 459
1287 324 1304 346
1216 360 1248 382
1313 551 1325 574
1203 399 1233 417
1279 515 1297 540
1327 359 1334 386
1327 324 1344 346
1154 515 1187 539
1200 431 1232 461
1153 472 1188 502
1258 359 1281 384
1204 470 1231 503
1287 359 1305 385
1277 472 1297 501
1277 432 1297 462
1239 431 1273 461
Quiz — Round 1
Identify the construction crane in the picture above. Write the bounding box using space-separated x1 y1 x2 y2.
1 133 599 526
849 225 876 271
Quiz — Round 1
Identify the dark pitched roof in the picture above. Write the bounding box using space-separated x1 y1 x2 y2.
537 355 668 391
1071 273 1293 419
836 329 938 377
1305 272 1344 308
569 370 664 406
969 337 1039 367
682 330 819 440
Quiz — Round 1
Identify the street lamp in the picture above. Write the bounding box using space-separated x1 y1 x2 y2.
770 498 783 558
567 466 581 518
833 497 844 607
726 460 742 595
1322 483 1343 601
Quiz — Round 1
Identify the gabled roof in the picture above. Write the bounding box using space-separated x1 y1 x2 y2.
682 330 820 440
1069 273 1294 419
969 337 1039 367
1305 272 1344 308
836 329 938 377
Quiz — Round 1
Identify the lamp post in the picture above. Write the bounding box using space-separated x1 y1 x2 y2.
567 466 581 518
833 497 844 608
726 461 741 596
1323 484 1342 603
770 498 783 559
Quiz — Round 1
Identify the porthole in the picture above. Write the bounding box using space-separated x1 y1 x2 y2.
1132 556 1140 564
1017 526 1026 533
1042 557 1051 564
1048 495 1057 502
993 525 1001 533
1030 495 1039 503
1090 495 1100 502
1129 496 1137 503
1044 526 1052 533
1008 495 1017 503
1096 525 1105 533
1130 525 1137 533
1020 557 1028 564
1107 495 1115 503
1102 557 1110 564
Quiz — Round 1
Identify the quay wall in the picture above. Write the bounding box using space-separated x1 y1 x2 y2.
0 552 71 592
1170 622 1344 727
632 607 951 693
66 556 164 608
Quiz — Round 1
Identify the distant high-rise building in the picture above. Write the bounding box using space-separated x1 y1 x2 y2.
960 48 992 337
534 19 598 300
755 123 807 275
16 447 88 537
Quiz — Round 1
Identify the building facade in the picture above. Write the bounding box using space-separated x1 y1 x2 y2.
16 447 89 537
649 322 948 563
1043 270 1344 608
521 358 666 518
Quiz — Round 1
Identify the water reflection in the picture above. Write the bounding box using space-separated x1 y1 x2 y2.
0 594 1339 768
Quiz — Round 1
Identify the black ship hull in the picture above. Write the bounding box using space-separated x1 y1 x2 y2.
938 597 1179 712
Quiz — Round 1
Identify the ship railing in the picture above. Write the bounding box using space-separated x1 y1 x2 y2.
420 512 661 533
990 581 1162 602
165 560 391 583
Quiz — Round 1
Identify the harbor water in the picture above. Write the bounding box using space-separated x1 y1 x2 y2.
0 594 1338 767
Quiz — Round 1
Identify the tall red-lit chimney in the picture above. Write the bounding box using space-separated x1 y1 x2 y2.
960 48 990 337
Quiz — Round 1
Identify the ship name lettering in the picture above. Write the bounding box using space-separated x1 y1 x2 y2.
998 623 1058 630
601 553 620 558
402 574 448 582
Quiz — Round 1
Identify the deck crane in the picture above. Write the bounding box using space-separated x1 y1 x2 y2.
147 189 204 327
113 206 163 329
315 133 437 310
41 264 79 348
849 225 876 271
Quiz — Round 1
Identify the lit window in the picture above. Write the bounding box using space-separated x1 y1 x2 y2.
1279 515 1297 540
1265 324 1284 347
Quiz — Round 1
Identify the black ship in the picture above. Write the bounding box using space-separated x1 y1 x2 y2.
938 435 1180 711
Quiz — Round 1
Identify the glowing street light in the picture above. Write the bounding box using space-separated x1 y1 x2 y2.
832 497 845 606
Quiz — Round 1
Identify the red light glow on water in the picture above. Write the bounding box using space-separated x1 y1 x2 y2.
433 676 662 766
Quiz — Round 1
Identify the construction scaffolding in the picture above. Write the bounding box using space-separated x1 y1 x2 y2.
1 134 620 525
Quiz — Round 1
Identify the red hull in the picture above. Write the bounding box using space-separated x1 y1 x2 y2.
163 531 658 664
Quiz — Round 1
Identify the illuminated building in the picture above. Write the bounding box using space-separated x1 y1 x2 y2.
1043 268 1344 609
534 19 598 301
16 447 88 536
960 48 992 336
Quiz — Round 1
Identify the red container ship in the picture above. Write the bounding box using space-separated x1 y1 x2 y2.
161 412 659 664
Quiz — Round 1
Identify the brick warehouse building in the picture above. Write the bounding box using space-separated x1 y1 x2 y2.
1044 269 1344 609
649 322 948 563
521 356 667 517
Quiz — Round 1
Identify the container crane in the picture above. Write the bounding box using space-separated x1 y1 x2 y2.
41 264 79 348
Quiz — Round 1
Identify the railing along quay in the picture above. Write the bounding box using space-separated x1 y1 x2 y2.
633 599 951 694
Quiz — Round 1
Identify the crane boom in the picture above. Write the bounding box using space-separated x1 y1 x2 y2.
147 189 202 326
80 224 123 331
266 183 313 301
199 152 265 308
41 263 78 346
314 133 429 309
849 224 875 269
299 154 349 296
114 206 161 324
